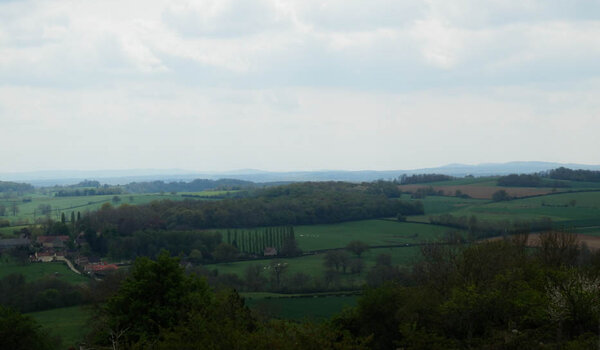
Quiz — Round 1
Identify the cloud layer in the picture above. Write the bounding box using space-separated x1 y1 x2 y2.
0 0 598 172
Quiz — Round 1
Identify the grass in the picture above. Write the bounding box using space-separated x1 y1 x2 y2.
205 246 423 288
27 305 91 348
0 259 89 284
417 195 487 215
207 219 451 287
294 219 453 252
441 190 600 227
245 294 358 320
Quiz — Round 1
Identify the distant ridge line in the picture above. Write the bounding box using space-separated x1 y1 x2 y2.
2 161 600 186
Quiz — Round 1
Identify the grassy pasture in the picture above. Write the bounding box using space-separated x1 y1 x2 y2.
205 246 423 286
27 305 90 349
446 191 600 226
417 195 487 215
245 294 358 320
294 219 452 251
0 259 88 284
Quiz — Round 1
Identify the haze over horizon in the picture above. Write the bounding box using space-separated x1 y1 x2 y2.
1 0 599 173
2 160 600 176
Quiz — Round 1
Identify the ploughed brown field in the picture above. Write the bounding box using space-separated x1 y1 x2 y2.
399 185 556 200
486 233 600 250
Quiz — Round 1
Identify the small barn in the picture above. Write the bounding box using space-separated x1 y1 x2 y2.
264 247 278 256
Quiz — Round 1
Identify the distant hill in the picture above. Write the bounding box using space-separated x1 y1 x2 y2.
2 162 599 186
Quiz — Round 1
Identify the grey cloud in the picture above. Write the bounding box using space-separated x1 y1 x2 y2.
1 0 599 92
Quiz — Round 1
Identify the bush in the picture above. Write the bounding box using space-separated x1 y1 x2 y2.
492 190 511 202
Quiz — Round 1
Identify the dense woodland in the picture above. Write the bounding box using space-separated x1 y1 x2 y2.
0 181 34 194
123 178 256 193
399 173 454 184
497 174 569 188
547 167 600 182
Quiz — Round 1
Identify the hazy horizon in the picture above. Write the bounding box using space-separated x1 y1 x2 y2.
1 1 599 173
1 160 600 174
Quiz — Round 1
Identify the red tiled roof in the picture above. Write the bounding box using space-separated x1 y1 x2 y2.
86 263 118 272
37 235 69 243
36 252 54 257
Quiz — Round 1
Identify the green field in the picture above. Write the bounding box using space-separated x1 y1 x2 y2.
207 219 453 288
293 219 454 251
417 195 488 215
27 305 91 348
206 246 422 289
245 294 358 320
0 259 88 284
448 191 600 226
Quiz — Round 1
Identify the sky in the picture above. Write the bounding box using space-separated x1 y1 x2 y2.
1 0 599 173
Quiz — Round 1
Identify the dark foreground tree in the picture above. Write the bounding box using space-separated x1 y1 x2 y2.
88 251 367 349
88 251 211 348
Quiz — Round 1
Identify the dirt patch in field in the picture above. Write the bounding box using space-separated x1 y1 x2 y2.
486 233 600 250
399 185 555 200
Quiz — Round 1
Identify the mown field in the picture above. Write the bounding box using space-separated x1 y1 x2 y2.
244 294 358 320
206 246 422 281
205 219 454 287
293 219 453 251
447 190 600 226
0 259 88 284
27 305 91 349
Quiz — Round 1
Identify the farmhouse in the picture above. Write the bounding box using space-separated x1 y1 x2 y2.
37 235 69 249
34 250 65 262
264 247 278 256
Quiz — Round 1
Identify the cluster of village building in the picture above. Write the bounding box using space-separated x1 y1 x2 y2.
0 233 118 276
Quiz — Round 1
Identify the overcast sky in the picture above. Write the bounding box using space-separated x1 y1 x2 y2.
1 0 599 173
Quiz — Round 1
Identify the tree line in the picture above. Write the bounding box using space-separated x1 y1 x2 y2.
123 178 255 193
54 186 123 197
547 167 600 182
497 173 570 188
398 173 454 185
0 181 34 194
